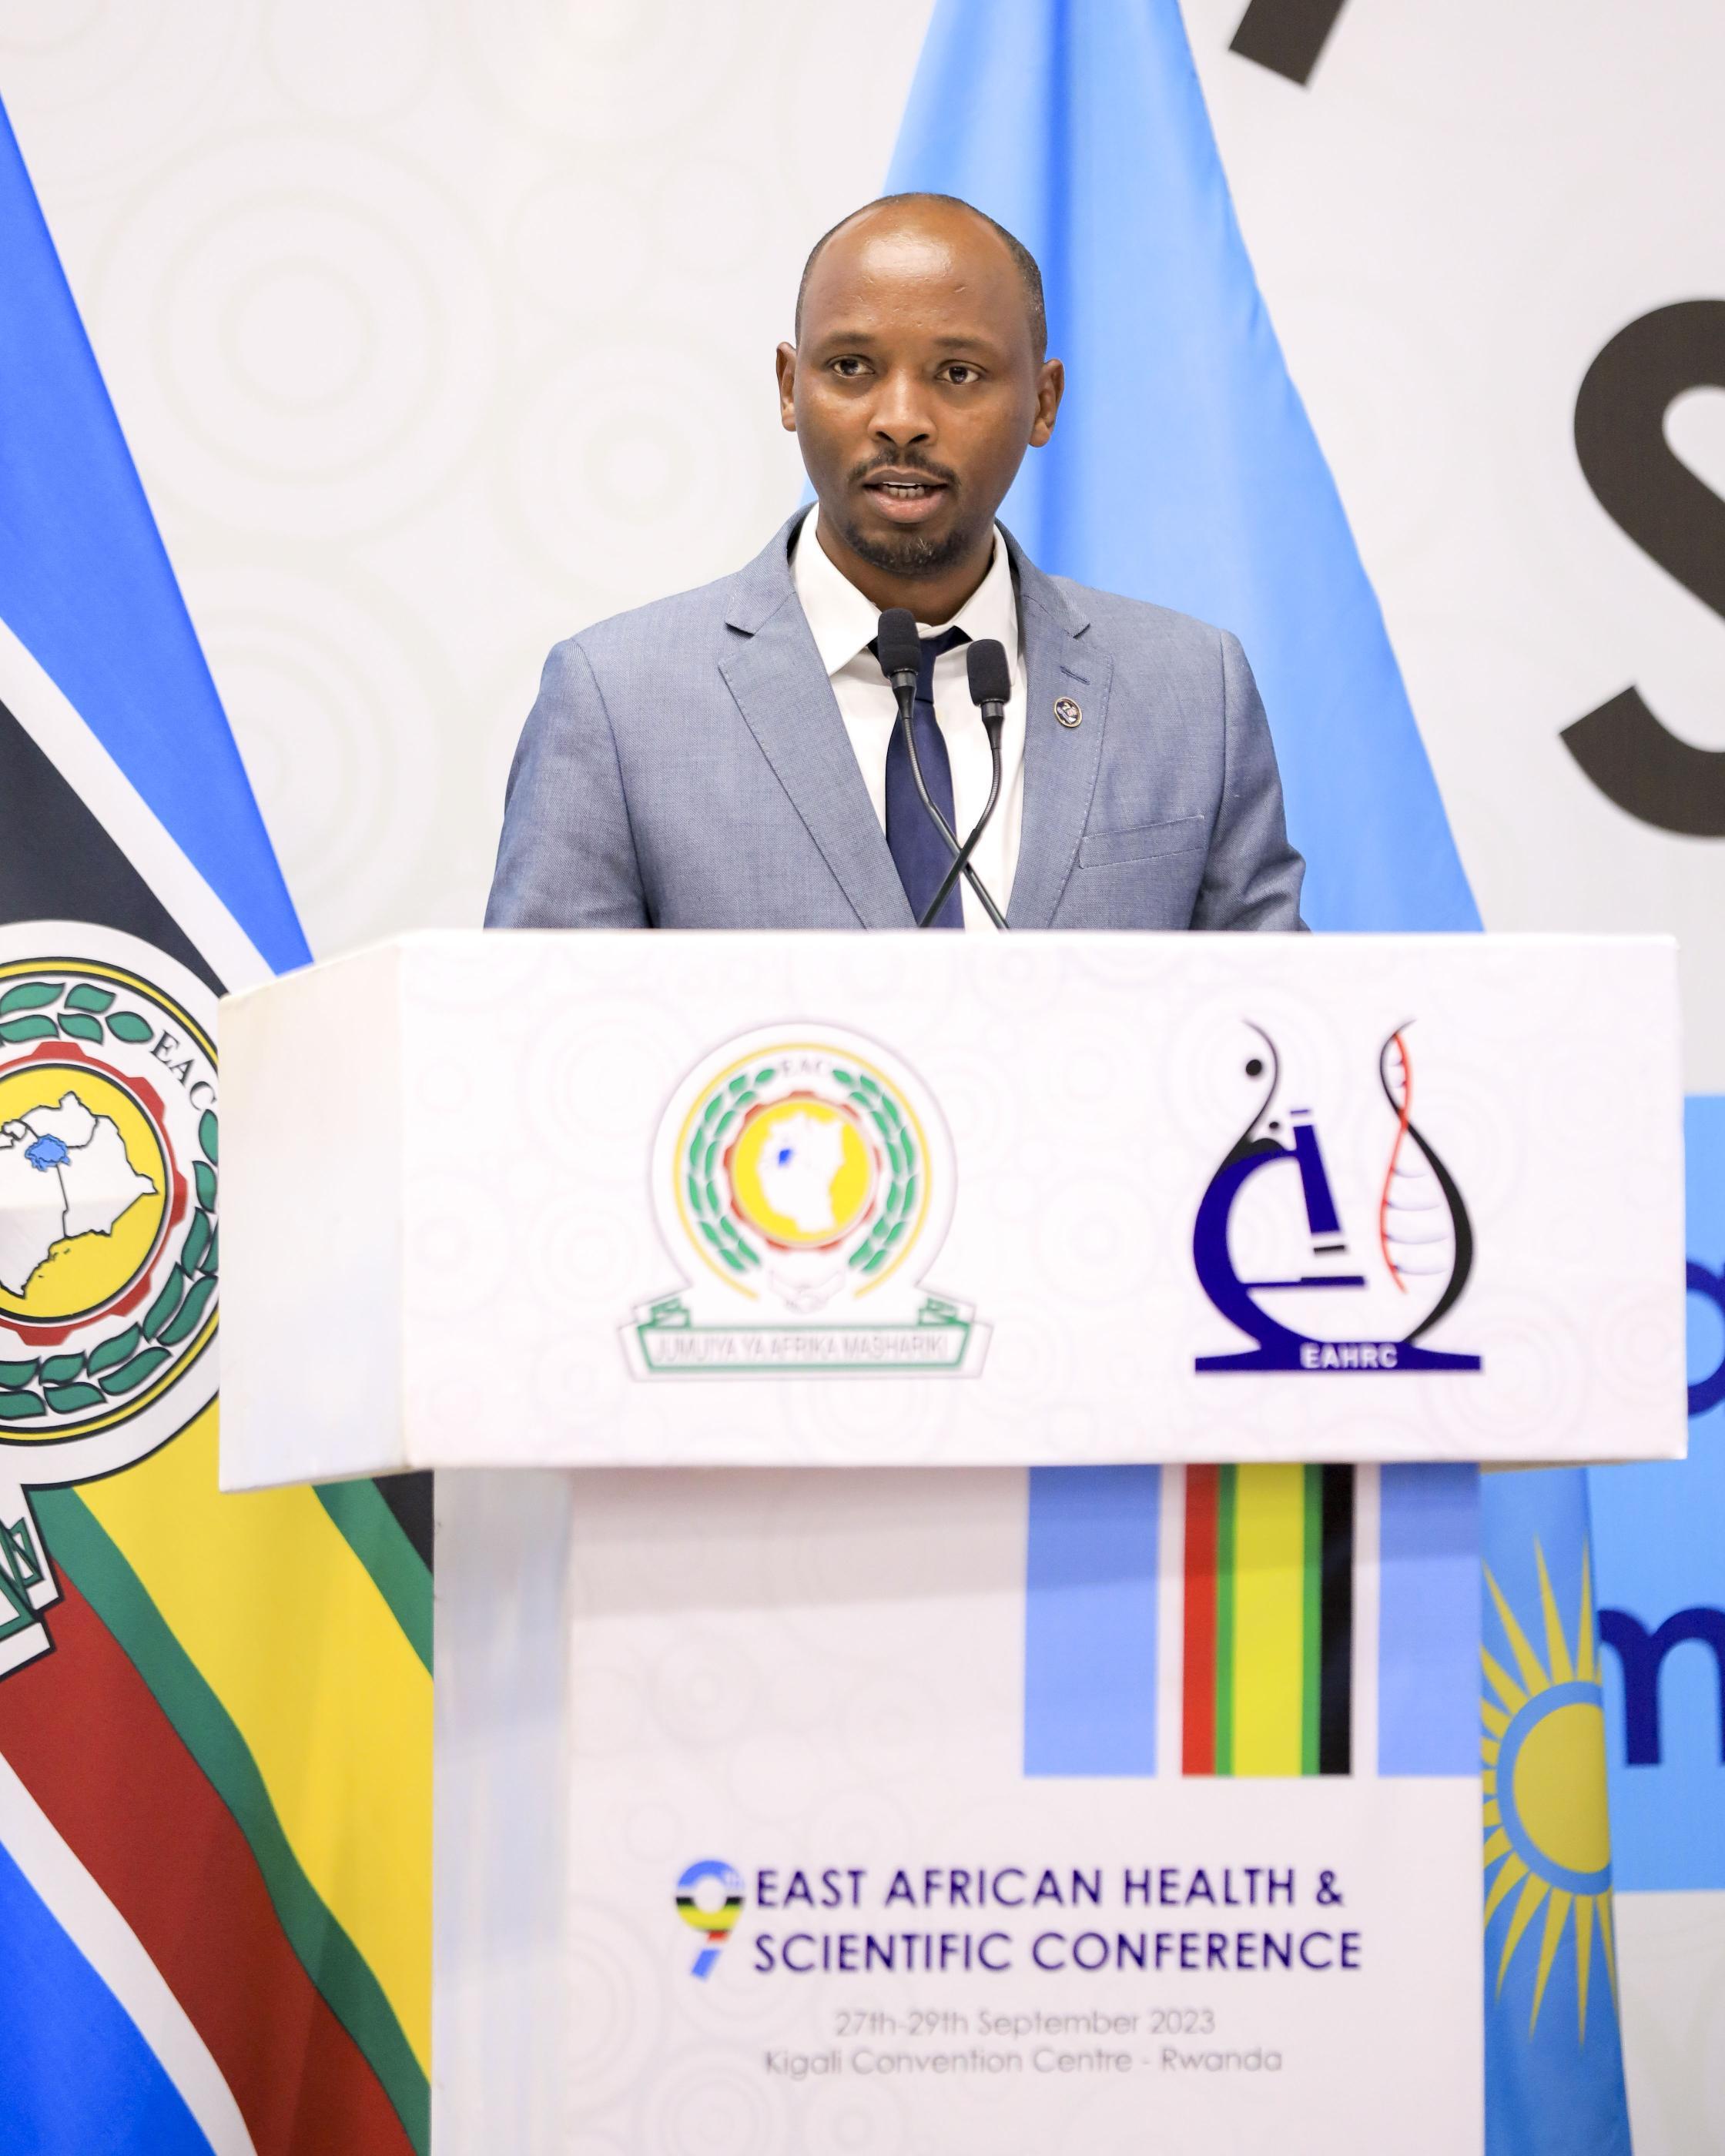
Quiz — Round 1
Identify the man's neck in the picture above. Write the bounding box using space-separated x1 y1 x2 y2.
812 511 993 628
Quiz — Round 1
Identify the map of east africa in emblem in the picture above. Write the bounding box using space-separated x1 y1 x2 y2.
625 1028 987 1376
0 928 219 1676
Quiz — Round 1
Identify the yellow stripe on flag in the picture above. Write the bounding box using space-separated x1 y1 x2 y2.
1230 1464 1307 1776
79 1408 430 2069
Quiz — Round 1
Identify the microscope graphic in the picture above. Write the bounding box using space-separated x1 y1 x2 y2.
1192 1023 1480 1374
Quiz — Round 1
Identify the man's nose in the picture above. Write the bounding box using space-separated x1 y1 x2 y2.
869 367 936 450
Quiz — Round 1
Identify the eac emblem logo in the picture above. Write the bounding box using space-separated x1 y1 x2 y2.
625 1026 988 1377
0 925 219 1676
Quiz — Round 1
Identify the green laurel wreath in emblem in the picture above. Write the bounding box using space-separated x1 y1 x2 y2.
0 976 218 1426
829 1068 918 1276
685 1066 774 1275
682 1059 919 1280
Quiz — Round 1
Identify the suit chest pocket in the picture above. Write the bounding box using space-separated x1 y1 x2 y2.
1077 815 1205 870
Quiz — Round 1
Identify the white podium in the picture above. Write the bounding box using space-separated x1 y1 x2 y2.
222 932 1683 2155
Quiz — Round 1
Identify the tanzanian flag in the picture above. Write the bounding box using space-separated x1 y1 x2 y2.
0 95 430 2154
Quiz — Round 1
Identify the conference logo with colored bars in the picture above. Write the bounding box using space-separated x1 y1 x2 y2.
1183 1464 1355 1776
676 1860 745 1978
1023 1461 1481 1786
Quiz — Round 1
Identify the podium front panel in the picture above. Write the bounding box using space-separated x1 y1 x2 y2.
434 1464 1484 2156
223 929 1683 1482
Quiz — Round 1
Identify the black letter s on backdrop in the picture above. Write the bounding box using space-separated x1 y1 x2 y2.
1231 0 1350 85
1565 301 1725 835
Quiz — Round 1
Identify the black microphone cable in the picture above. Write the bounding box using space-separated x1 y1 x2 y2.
875 609 1009 930
919 637 1010 928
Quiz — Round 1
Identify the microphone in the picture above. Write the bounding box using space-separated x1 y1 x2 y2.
918 638 1010 929
969 634 1011 739
876 607 922 701
874 611 1009 931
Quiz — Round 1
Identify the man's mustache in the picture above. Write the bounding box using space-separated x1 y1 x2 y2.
847 453 960 489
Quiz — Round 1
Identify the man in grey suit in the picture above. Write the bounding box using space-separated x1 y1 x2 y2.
487 193 1304 933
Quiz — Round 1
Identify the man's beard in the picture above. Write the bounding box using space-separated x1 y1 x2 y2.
836 511 979 581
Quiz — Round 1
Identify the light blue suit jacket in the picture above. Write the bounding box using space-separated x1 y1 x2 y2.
486 513 1304 931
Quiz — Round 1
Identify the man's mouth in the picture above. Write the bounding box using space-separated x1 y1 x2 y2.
861 470 951 522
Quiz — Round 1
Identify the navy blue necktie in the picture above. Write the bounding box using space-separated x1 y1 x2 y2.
883 625 969 929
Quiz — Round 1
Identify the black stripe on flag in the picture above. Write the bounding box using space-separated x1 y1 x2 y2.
1318 1464 1354 1774
0 698 222 994
375 1473 433 1572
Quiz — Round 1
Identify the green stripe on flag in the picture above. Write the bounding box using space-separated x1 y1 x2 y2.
32 1485 430 2155
1215 1465 1236 1776
1301 1465 1323 1776
315 1480 432 1674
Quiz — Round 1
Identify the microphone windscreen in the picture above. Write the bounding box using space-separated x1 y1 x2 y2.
966 638 1011 707
876 608 922 679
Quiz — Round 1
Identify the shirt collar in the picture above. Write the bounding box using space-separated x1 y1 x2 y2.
792 508 1019 680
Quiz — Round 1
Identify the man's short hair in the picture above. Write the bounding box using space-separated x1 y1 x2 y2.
795 192 1047 362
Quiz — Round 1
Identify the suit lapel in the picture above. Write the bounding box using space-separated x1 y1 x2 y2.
1007 543 1111 931
718 520 913 930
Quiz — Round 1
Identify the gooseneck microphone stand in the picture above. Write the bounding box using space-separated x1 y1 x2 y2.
875 609 1010 932
919 638 1010 927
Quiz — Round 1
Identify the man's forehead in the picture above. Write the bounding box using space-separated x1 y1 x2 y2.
804 209 1022 313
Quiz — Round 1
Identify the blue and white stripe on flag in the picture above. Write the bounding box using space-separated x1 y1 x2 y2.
0 99 305 979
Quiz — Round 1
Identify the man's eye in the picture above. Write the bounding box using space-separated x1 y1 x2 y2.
829 357 870 377
943 363 980 385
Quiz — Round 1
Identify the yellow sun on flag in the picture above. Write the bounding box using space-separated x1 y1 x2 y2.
1482 1541 1619 2038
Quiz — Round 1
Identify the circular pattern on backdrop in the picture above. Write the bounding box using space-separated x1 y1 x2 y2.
0 0 241 179
458 0 741 145
263 0 435 122
564 1899 668 2114
641 2047 782 2156
505 337 783 604
0 0 106 61
509 174 650 326
89 133 497 539
189 564 447 949
653 158 774 283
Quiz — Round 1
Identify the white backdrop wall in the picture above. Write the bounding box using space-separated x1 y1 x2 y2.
0 0 936 959
12 4 1723 1066
6 3 1724 2149
1186 0 1725 1093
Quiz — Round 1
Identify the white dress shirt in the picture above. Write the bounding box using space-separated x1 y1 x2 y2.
790 511 1027 929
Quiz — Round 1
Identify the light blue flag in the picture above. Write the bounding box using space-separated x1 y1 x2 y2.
889 5 1630 2150
886 0 1475 936
1482 1468 1633 2153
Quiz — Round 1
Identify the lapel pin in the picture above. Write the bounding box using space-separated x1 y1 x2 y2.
1053 696 1082 728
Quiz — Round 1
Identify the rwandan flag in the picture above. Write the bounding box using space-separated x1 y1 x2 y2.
1482 1471 1631 2150
889 2 1630 2148
0 99 430 2154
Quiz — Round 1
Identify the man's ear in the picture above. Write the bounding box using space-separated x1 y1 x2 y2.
1030 358 1065 447
775 343 799 434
